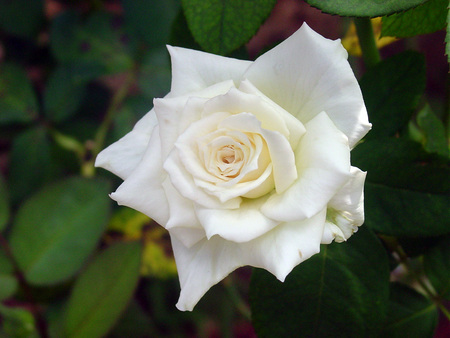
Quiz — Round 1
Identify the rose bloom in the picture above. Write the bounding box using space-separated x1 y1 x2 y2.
96 24 371 311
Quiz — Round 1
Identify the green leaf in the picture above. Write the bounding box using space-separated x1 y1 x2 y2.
0 276 17 301
111 95 154 141
123 0 180 48
9 177 111 285
182 0 277 55
380 283 438 337
0 63 39 125
8 127 55 204
0 249 17 301
137 48 172 100
63 241 142 338
353 138 450 237
0 0 44 38
108 301 155 337
353 138 448 193
359 51 426 140
415 104 449 157
170 10 202 50
364 183 450 237
0 174 9 232
382 0 447 38
51 11 132 74
305 0 428 17
447 7 450 63
250 226 390 337
44 63 104 123
0 305 38 338
424 236 450 300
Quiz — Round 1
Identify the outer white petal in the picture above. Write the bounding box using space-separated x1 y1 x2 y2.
171 235 243 311
322 166 366 243
172 208 326 311
162 177 206 248
244 23 371 148
168 46 251 96
243 207 326 280
262 112 350 222
110 127 169 226
195 195 279 242
95 109 157 180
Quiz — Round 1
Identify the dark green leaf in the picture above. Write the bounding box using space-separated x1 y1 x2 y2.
0 63 39 125
0 276 17 301
0 249 17 301
108 301 155 337
380 283 438 337
182 0 277 55
44 63 104 123
250 226 390 337
364 183 450 237
0 305 38 338
415 104 449 157
424 236 450 300
353 138 450 237
137 48 172 100
447 7 450 63
0 0 44 38
123 0 180 48
8 127 55 204
51 11 132 74
0 248 13 275
63 241 142 338
111 95 153 141
0 174 9 232
9 177 111 285
305 0 427 17
398 236 442 258
359 51 426 139
353 138 449 194
382 0 447 38
170 10 202 50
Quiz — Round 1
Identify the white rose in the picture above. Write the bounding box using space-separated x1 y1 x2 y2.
96 23 371 311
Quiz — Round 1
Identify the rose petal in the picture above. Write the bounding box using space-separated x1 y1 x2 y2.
322 166 366 243
244 23 371 147
168 46 251 96
154 80 236 158
244 207 326 280
172 208 326 311
239 79 306 150
195 194 279 242
262 112 350 222
174 111 232 184
203 87 291 139
95 109 157 180
218 112 297 193
162 177 206 248
164 145 242 209
110 127 170 226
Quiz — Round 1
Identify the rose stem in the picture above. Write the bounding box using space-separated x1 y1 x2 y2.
354 17 381 68
89 68 137 175
381 235 450 320
222 276 252 321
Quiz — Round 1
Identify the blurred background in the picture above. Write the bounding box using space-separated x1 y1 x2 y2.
0 0 448 337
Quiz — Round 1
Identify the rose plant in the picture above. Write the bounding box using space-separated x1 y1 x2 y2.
96 23 371 311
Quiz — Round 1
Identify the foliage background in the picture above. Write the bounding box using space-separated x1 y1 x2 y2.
0 0 448 337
